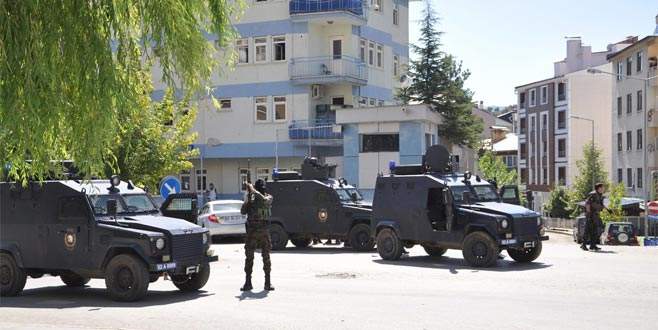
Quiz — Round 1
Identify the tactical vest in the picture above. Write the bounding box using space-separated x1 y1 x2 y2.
248 194 271 221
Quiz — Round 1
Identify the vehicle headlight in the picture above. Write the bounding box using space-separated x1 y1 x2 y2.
203 232 209 245
500 219 509 229
155 238 165 250
539 227 546 236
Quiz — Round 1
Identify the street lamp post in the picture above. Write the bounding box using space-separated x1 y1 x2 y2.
570 115 595 191
587 67 657 238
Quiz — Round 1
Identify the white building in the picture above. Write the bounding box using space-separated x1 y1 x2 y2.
155 0 411 198
608 15 658 199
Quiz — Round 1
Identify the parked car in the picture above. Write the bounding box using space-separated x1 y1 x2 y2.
600 222 639 245
197 200 247 238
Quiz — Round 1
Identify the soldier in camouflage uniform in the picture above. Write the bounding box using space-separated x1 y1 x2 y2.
240 179 275 291
582 183 606 251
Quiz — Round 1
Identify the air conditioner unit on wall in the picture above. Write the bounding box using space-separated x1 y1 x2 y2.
312 85 323 99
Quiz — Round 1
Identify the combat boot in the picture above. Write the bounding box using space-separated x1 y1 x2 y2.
240 275 253 291
264 273 275 291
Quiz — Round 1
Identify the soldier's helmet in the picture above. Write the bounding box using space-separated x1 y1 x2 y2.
254 179 267 194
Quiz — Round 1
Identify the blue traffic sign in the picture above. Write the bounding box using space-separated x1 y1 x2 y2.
160 176 181 199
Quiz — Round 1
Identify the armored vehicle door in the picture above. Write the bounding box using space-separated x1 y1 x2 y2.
426 187 455 232
500 185 520 205
160 193 198 223
309 188 338 234
46 195 93 269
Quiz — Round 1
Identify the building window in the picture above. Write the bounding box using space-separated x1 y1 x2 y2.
626 94 632 114
558 167 566 186
393 55 399 76
542 168 548 185
361 134 399 152
616 61 623 80
519 118 527 134
360 39 366 62
256 168 270 182
637 129 643 150
638 168 643 188
358 97 367 107
236 39 249 64
255 96 268 122
637 90 643 111
196 169 207 191
617 133 623 152
369 98 376 107
617 97 622 116
626 131 632 151
557 82 566 101
627 168 633 188
530 116 536 134
254 37 267 63
180 170 191 191
529 89 536 107
520 143 527 159
274 96 286 121
368 42 375 66
626 57 632 76
557 110 566 129
239 169 251 192
273 36 286 61
557 139 566 158
540 85 548 104
636 51 643 72
617 168 623 184
393 7 399 25
520 168 527 184
376 44 383 68
372 0 383 12
219 98 232 111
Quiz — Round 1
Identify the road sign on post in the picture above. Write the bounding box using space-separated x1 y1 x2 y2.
160 176 181 199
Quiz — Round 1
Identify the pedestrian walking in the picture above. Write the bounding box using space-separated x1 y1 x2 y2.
240 179 275 291
207 183 217 201
581 183 605 251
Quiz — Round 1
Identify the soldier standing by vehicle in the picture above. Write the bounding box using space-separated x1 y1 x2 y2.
582 183 606 251
240 179 275 291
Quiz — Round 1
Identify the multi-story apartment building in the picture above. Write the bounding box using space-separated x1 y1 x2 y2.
608 16 658 199
515 37 633 210
155 0 411 198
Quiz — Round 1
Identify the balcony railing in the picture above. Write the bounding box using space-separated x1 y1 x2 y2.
289 0 364 16
289 119 343 140
290 56 367 85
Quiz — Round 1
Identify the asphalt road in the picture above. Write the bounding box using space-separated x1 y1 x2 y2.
2 233 657 330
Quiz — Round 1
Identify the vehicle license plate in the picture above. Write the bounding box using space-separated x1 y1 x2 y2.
186 265 200 275
523 241 535 248
501 239 517 245
156 262 177 271
225 216 243 224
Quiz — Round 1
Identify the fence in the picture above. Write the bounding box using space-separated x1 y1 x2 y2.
543 216 658 237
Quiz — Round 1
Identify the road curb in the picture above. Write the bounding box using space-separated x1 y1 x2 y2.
546 228 572 236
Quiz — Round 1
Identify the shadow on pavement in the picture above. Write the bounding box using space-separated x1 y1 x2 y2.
0 285 213 309
235 290 270 301
212 236 246 244
271 246 374 255
373 255 552 274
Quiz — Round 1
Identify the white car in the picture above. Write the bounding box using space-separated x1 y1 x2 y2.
197 200 247 237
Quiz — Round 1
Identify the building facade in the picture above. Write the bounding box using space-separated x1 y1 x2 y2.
155 0 411 198
515 37 633 210
608 23 658 199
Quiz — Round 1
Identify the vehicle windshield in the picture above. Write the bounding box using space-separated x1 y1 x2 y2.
451 184 500 204
213 203 243 212
610 224 633 234
336 188 364 202
89 194 159 215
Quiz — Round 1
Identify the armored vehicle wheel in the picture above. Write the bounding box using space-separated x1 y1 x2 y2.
349 223 375 251
173 264 210 292
291 238 312 248
0 252 27 297
269 224 289 250
422 243 447 257
60 272 90 287
507 241 542 263
376 228 403 261
462 231 498 268
105 254 150 302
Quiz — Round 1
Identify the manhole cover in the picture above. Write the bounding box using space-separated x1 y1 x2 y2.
315 272 358 279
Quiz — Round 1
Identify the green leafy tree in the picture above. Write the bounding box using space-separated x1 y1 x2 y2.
407 0 483 148
544 186 570 218
395 86 413 105
477 150 517 186
107 89 199 192
600 183 625 223
567 142 609 217
0 1 241 185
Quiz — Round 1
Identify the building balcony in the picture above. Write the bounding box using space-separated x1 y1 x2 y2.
290 56 367 86
288 119 343 146
289 0 367 25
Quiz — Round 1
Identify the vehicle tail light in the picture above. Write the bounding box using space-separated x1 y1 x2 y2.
208 214 219 223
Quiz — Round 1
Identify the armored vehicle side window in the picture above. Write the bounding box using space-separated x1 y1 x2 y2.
166 198 193 211
58 196 90 221
89 195 126 215
501 188 516 199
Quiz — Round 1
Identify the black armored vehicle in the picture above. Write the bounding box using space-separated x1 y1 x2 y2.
0 177 217 301
372 145 548 267
267 158 374 251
